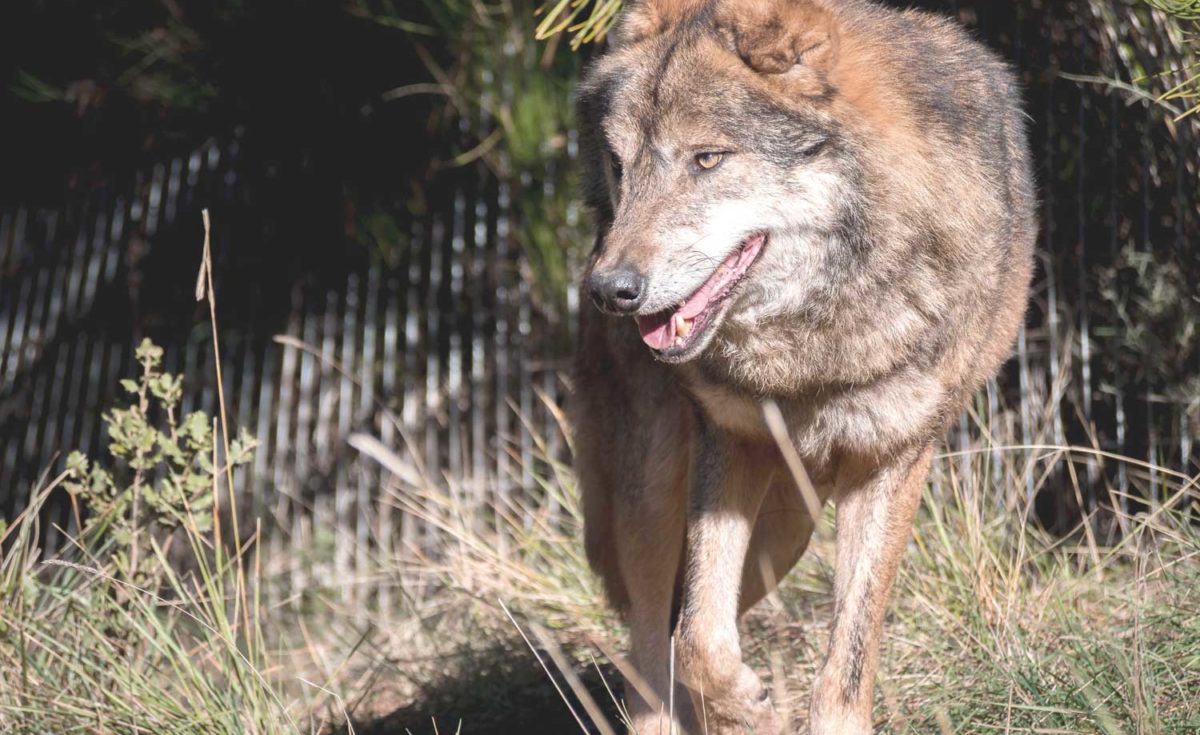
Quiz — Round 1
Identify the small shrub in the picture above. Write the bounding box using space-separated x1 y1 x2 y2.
63 338 255 582
0 339 290 735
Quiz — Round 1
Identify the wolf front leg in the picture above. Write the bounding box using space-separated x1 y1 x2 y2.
676 425 782 735
617 461 698 735
809 445 933 735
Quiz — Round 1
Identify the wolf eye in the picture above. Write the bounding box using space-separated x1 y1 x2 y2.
693 152 724 171
801 137 829 157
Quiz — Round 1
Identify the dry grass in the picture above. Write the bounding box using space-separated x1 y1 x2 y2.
1 218 1198 735
311 422 1200 735
2 377 1199 734
2 333 1198 735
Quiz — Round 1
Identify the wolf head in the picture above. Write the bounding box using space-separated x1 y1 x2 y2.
579 0 867 363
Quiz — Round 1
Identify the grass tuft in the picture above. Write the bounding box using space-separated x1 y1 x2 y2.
535 0 624 49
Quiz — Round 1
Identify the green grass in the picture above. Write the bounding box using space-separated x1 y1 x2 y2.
535 0 623 49
1146 0 1200 119
0 477 289 734
1149 0 1200 22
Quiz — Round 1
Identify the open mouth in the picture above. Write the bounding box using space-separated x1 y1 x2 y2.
635 232 766 358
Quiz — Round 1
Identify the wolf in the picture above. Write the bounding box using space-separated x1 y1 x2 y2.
569 0 1035 732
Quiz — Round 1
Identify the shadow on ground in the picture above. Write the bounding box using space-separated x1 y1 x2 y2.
332 642 626 735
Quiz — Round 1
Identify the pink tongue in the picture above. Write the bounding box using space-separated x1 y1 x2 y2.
635 234 764 351
637 312 675 351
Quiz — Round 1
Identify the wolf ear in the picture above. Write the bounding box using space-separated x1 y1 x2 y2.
713 0 839 94
609 0 707 47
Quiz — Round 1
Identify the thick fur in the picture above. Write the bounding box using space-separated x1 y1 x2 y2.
571 0 1035 732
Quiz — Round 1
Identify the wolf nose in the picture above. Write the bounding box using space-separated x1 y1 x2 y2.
587 267 646 315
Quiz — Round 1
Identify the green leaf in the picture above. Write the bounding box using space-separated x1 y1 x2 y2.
229 427 259 465
66 451 89 476
135 338 164 367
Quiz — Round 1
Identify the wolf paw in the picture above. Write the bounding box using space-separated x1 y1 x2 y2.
690 670 783 735
628 710 690 735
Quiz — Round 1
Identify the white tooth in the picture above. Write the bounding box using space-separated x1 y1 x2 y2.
676 316 693 339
